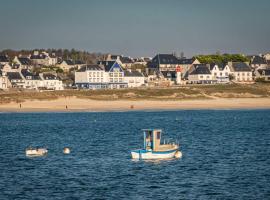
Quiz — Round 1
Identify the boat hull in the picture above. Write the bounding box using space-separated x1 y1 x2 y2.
131 149 179 160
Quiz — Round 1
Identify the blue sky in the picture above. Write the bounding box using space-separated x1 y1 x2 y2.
0 0 269 57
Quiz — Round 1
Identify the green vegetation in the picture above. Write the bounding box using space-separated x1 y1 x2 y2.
194 54 250 64
1 84 270 104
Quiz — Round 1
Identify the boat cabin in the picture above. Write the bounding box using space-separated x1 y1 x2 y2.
143 129 177 152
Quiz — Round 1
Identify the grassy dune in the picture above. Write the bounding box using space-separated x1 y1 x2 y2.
0 83 270 104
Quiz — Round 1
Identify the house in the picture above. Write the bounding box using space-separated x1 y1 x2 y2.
0 70 8 90
0 55 9 65
98 61 127 89
40 73 64 90
13 56 32 69
228 62 253 82
210 63 230 83
263 53 270 61
6 72 25 88
120 56 134 68
178 58 200 78
250 56 267 69
58 59 85 72
134 57 152 66
30 51 57 66
147 54 180 72
75 65 108 89
21 69 42 89
188 64 214 84
123 70 145 88
254 68 270 81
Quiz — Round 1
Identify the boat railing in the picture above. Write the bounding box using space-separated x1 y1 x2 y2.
162 138 179 146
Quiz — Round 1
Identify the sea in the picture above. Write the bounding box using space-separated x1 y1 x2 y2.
0 110 270 200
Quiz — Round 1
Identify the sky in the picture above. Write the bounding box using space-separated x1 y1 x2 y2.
0 0 269 57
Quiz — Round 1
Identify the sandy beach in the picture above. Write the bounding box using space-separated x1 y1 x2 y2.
0 97 270 112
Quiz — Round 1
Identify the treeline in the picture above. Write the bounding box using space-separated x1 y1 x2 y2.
194 54 250 64
0 48 106 64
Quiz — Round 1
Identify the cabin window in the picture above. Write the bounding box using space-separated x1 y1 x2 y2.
157 132 161 139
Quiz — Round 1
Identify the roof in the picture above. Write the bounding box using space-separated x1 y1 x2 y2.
43 73 59 80
120 57 133 64
77 65 104 72
251 56 267 65
21 69 40 80
231 62 251 72
257 69 270 76
124 70 144 77
148 54 179 68
178 58 194 65
190 64 211 75
98 61 122 72
161 71 176 79
18 57 31 65
209 63 226 70
30 54 46 59
0 55 9 63
7 72 22 80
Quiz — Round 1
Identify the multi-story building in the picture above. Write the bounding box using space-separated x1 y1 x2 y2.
188 64 214 84
210 63 230 83
228 62 253 82
75 65 108 89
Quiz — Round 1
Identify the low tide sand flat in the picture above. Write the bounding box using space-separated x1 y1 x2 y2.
0 97 270 112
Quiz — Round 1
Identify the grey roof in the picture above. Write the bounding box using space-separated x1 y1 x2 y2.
178 58 194 65
190 64 211 75
77 65 104 72
0 55 9 62
98 61 116 71
251 56 267 65
209 63 226 70
231 62 251 72
124 70 144 77
7 72 22 80
30 54 46 59
120 57 133 64
43 73 59 80
18 57 31 65
21 69 40 80
257 69 270 76
148 54 179 68
161 71 176 79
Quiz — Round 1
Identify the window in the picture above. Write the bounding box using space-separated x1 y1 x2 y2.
220 72 222 76
200 75 203 78
157 132 161 139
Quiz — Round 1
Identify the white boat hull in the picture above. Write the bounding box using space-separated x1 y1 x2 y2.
131 149 180 160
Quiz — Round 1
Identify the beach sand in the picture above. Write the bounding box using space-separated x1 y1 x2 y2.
0 97 270 112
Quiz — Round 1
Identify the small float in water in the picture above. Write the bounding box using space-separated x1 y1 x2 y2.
63 147 71 154
131 129 182 160
25 147 48 157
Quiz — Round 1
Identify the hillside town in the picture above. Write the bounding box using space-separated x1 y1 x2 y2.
0 50 270 91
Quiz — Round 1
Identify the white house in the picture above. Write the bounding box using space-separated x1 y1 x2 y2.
254 68 270 82
58 59 85 72
40 73 64 90
0 70 8 90
98 61 128 89
21 69 42 89
6 72 25 88
124 70 145 87
228 62 253 82
13 56 32 69
30 51 57 66
75 65 108 89
250 56 268 69
210 63 230 83
188 64 214 84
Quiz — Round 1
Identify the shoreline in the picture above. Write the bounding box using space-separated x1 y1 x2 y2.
0 97 270 112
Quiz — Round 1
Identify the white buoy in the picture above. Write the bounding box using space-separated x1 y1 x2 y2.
175 151 182 158
63 147 71 154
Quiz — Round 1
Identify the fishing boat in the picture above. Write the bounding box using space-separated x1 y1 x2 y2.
25 147 48 157
131 129 182 160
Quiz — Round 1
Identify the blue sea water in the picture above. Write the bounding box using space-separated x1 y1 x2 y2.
0 110 270 200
